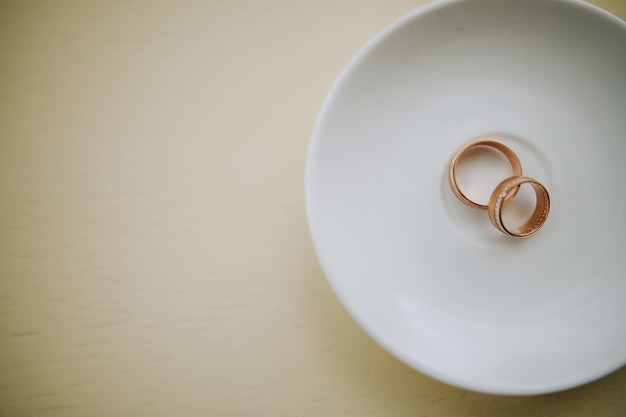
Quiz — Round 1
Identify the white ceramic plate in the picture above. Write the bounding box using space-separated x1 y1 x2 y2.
306 0 626 395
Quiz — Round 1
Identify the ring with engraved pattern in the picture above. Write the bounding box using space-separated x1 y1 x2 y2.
487 176 550 237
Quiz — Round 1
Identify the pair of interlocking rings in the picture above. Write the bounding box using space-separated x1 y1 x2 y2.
448 139 550 238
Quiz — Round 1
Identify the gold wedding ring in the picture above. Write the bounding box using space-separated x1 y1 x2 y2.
488 176 550 238
448 139 550 237
448 139 523 209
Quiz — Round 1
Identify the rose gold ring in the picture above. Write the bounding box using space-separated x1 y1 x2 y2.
488 176 550 238
448 139 523 209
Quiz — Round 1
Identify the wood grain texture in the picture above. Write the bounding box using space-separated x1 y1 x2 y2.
0 0 625 416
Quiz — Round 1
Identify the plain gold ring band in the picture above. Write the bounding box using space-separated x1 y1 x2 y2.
448 139 523 209
487 176 550 238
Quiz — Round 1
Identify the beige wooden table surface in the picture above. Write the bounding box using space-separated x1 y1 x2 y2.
1 1 625 416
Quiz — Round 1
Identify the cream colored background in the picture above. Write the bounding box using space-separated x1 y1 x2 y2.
1 0 625 416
